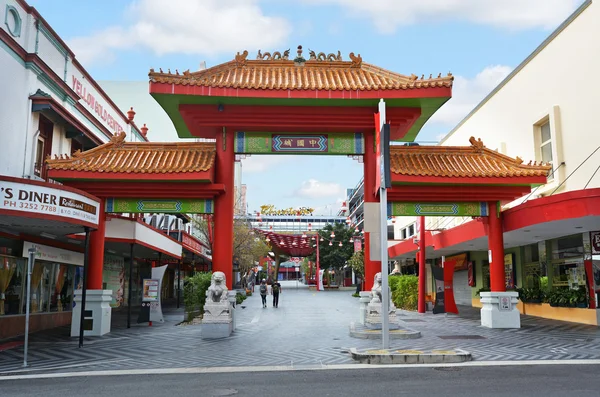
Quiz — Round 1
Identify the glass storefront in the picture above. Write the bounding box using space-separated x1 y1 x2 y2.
0 254 76 316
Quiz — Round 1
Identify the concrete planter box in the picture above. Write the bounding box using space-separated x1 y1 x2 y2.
522 303 597 325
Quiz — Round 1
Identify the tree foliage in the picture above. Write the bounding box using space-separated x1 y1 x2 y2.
348 249 364 278
192 216 270 274
307 223 355 271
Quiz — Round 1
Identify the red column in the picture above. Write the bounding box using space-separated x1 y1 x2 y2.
418 215 426 313
316 239 321 291
488 201 506 292
363 131 379 291
88 199 106 289
214 130 235 289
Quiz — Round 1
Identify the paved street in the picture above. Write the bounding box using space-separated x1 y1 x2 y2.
2 364 600 396
2 281 600 375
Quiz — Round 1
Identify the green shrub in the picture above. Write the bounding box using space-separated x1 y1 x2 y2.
390 275 418 311
236 292 245 305
183 272 212 322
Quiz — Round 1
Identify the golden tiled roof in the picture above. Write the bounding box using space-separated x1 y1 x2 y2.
149 46 454 91
47 132 215 174
390 137 552 178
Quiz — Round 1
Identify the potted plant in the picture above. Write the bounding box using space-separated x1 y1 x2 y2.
576 286 588 308
528 288 542 304
547 289 561 307
558 289 570 307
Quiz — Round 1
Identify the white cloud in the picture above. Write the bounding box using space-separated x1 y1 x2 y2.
302 0 582 32
429 65 513 127
68 0 291 65
295 179 344 199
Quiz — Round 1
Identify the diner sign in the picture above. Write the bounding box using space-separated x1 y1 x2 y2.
0 180 100 226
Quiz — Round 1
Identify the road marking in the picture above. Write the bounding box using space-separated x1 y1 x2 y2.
3 360 600 381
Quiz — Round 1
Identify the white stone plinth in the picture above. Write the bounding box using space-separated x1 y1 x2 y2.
227 291 237 330
365 301 399 329
70 289 112 337
480 292 521 329
202 300 234 339
358 292 371 325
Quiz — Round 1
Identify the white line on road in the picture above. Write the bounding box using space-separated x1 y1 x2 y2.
2 359 600 381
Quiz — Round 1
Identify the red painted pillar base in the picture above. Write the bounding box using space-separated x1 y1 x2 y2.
87 200 106 290
362 131 379 291
418 216 426 313
488 201 506 292
213 130 235 289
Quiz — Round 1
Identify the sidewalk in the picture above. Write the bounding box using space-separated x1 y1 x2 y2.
2 287 600 375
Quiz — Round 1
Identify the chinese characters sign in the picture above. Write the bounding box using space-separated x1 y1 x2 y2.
389 202 489 217
234 132 364 155
273 135 328 152
105 198 213 214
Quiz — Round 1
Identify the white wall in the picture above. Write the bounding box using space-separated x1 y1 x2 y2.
0 0 150 180
0 46 33 177
441 1 600 199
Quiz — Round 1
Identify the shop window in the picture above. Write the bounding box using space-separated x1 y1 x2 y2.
34 116 54 180
34 137 45 178
49 264 73 312
482 260 490 289
552 234 584 260
550 234 584 287
524 243 539 263
0 255 26 316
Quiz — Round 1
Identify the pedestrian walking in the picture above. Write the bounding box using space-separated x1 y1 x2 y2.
259 279 268 308
271 280 282 308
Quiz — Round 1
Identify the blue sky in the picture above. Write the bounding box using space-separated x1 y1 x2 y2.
28 0 583 215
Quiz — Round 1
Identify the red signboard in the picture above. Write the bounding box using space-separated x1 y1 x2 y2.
182 232 203 255
445 253 469 271
591 231 600 255
354 239 362 252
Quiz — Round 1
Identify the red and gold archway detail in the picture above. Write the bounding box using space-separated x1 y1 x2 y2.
45 46 552 297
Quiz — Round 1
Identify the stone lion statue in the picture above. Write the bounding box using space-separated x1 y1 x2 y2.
371 272 383 303
207 271 228 303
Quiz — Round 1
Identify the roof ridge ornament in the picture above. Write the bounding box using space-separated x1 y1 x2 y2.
235 50 249 66
110 131 127 147
256 48 290 60
308 49 342 62
349 52 362 67
469 136 485 151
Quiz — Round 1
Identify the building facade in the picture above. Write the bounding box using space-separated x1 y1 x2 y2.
390 0 600 324
0 0 187 339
